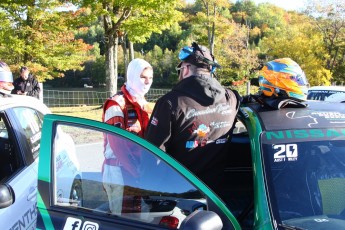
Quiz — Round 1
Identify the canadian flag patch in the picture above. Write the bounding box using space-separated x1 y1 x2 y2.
151 116 158 126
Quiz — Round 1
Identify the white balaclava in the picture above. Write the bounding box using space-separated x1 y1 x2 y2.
126 58 152 99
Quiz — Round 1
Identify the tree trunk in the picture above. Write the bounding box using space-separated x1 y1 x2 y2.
129 41 134 61
121 36 129 81
112 37 119 95
105 33 117 96
210 4 216 54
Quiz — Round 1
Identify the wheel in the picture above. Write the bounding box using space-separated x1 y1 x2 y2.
70 178 83 207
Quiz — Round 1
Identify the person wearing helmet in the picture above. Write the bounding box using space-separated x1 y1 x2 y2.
145 42 240 196
258 58 309 100
11 66 40 99
0 61 14 93
101 58 153 214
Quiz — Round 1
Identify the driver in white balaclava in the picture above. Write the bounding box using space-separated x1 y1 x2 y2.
101 58 153 214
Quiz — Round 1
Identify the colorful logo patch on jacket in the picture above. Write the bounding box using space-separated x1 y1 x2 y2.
193 124 210 138
186 124 210 149
186 140 198 149
151 116 158 126
185 139 208 149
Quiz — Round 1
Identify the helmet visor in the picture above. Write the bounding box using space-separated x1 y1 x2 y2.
290 72 308 86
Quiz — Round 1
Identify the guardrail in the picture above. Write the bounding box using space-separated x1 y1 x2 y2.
43 88 170 107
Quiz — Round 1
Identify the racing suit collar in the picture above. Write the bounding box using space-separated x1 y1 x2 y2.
121 85 147 108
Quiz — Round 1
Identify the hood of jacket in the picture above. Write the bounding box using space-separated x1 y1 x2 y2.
173 74 225 106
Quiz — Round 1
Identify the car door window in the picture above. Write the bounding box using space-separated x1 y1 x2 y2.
53 123 207 229
12 107 43 159
0 115 22 181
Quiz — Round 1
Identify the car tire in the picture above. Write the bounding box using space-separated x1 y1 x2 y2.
70 177 83 207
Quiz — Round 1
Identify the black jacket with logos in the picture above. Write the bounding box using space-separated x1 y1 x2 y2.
145 74 240 193
11 74 40 99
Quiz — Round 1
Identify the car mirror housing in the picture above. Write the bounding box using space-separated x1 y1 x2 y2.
180 210 223 230
0 184 13 209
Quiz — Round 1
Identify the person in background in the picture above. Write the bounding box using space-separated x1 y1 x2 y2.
0 61 14 93
11 66 40 99
101 58 153 214
145 42 240 197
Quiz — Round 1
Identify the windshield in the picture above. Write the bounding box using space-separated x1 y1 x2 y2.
307 90 345 101
262 128 345 228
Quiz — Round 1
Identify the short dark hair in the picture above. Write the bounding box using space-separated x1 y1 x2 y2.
20 66 28 72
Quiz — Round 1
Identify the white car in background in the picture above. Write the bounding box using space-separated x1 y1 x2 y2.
0 91 81 228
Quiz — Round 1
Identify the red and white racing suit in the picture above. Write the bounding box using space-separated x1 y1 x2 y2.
101 85 152 214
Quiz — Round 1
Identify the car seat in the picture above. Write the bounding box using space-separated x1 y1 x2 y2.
313 145 345 216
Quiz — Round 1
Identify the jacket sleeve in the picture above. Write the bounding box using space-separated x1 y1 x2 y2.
144 98 173 152
27 76 41 98
11 78 20 94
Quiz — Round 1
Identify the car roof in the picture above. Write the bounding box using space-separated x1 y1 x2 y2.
246 100 345 131
308 86 345 92
0 90 50 114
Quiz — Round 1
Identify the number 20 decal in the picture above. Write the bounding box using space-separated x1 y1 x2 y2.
273 144 298 162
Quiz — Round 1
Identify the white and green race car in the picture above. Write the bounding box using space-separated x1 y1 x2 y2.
36 98 345 230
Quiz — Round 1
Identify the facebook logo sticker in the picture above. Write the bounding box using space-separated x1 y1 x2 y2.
63 217 82 230
63 217 99 230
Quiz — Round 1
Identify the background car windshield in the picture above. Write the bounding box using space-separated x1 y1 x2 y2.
307 90 345 101
261 129 345 224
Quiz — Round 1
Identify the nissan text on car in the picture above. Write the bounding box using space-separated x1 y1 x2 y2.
36 95 345 229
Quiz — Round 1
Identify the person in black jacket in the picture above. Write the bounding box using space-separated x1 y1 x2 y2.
11 66 40 99
145 42 240 196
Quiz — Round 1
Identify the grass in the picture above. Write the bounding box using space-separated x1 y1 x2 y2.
50 106 104 144
50 105 103 122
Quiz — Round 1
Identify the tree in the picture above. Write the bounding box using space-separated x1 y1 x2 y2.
260 12 332 86
0 1 91 82
216 22 259 85
193 0 230 53
72 0 182 95
305 0 345 84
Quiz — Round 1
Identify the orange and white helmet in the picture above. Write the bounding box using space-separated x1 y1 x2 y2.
258 58 309 100
0 61 14 91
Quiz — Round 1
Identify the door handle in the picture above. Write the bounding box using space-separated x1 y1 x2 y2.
27 186 37 201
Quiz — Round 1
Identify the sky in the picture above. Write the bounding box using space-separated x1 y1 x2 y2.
252 0 306 11
186 0 307 12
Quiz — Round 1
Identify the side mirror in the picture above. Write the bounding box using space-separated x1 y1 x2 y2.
0 184 13 209
180 210 223 230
